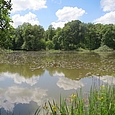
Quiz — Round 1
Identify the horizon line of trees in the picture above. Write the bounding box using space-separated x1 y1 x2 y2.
4 20 115 51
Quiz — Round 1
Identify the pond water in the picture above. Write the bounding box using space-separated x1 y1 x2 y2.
0 52 115 115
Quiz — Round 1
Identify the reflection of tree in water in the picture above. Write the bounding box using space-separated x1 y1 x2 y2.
46 52 115 79
0 52 115 78
0 64 45 78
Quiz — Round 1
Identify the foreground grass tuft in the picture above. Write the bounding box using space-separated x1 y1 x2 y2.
35 84 115 115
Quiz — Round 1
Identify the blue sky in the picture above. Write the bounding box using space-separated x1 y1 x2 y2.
11 0 115 29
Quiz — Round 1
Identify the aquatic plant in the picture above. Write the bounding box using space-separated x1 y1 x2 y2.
34 84 115 115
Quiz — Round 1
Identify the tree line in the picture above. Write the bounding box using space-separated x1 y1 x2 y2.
1 0 115 51
3 21 115 51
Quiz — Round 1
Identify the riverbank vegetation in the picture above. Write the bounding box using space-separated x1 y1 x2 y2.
34 84 115 115
1 21 115 52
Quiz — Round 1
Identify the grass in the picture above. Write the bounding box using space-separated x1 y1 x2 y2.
35 84 115 115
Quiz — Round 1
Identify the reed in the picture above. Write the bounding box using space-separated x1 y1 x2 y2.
35 84 115 115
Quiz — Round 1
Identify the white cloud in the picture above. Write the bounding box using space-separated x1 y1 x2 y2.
57 77 84 90
52 6 86 28
0 72 39 86
101 0 115 12
0 76 4 81
12 12 39 28
94 11 115 24
56 6 86 21
11 0 47 13
94 0 115 25
0 86 47 112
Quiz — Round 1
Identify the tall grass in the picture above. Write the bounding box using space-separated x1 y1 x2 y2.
35 84 115 115
88 84 115 115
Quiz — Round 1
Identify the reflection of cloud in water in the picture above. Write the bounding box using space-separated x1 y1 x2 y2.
57 77 84 90
0 72 39 86
0 86 47 112
0 76 4 81
96 75 115 84
53 71 65 77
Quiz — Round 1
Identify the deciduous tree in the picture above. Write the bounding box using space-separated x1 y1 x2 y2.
0 0 12 49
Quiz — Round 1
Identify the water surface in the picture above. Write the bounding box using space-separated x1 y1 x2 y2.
0 52 115 115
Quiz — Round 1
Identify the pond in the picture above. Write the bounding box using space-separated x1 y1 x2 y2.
0 51 115 115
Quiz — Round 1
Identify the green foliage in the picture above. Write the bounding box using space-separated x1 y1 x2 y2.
34 106 41 115
44 25 55 41
62 20 85 50
35 84 115 115
0 0 12 49
101 24 115 49
46 40 54 50
85 23 101 50
14 25 24 49
88 84 115 115
13 23 45 51
52 27 63 50
38 39 46 50
0 0 12 30
23 24 45 50
95 45 113 52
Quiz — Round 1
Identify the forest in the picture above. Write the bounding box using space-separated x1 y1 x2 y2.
1 0 115 51
7 22 115 51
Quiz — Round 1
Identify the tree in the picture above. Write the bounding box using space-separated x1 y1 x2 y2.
22 24 45 50
44 25 55 41
46 40 54 50
52 27 63 50
62 20 84 50
14 25 24 49
101 24 115 50
85 23 101 50
0 0 12 49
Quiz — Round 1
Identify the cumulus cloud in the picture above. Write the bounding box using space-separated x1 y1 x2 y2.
0 72 39 86
94 0 115 25
94 11 115 24
57 77 84 90
12 12 39 28
101 0 115 12
11 0 47 13
52 6 86 28
56 7 85 21
0 86 47 112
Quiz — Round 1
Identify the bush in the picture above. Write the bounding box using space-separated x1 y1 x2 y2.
95 45 113 52
46 40 54 50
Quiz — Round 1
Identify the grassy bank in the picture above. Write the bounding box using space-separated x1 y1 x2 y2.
35 84 115 115
0 45 114 54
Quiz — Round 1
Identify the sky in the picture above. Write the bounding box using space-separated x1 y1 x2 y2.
10 0 115 29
